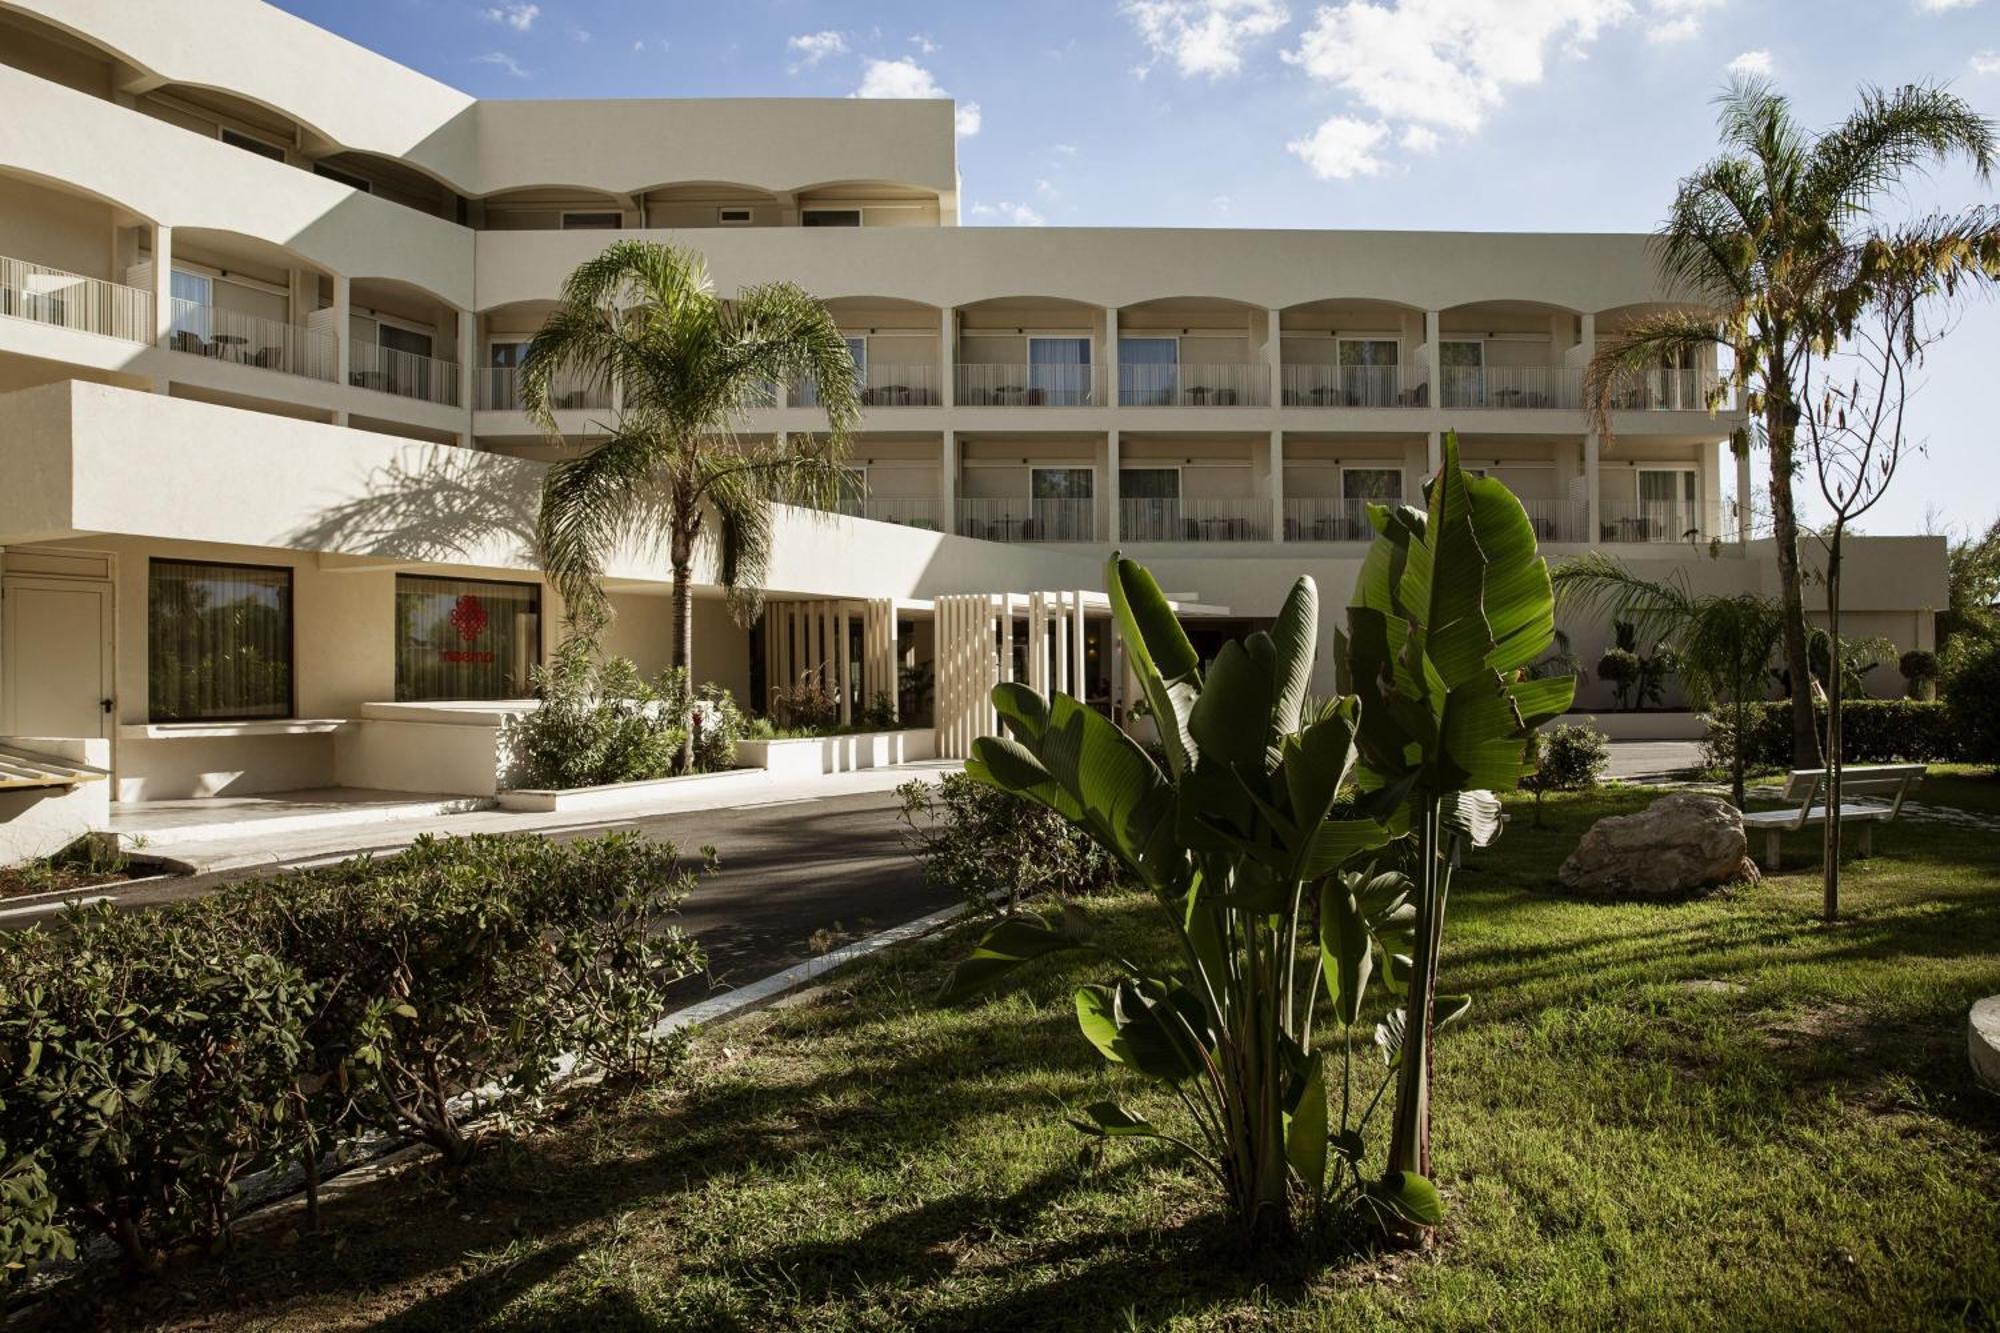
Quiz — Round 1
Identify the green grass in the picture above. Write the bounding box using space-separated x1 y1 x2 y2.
64 783 2000 1331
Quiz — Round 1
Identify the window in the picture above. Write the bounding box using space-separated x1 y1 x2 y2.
802 209 862 227
1029 336 1091 405
561 211 622 230
1337 338 1398 366
1341 468 1403 501
838 466 868 517
220 127 286 161
488 340 526 369
148 560 293 722
1119 336 1179 405
395 576 541 701
378 324 433 359
718 207 753 225
1120 467 1180 542
1030 467 1093 540
1637 469 1699 539
313 162 372 193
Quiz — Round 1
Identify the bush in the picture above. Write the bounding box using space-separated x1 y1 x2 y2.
0 1137 73 1289
0 905 312 1276
507 642 684 789
1899 649 1939 700
1703 699 1960 771
768 673 839 733
896 773 1121 913
660 667 746 774
222 832 705 1169
1523 724 1610 825
1948 644 2000 767
1596 648 1641 709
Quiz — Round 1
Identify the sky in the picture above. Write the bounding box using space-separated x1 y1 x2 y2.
275 0 2000 542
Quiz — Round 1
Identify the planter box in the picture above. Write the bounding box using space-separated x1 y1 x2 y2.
1550 711 1709 741
735 728 936 778
497 767 767 814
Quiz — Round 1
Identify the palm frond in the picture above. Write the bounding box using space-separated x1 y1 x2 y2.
1804 82 1997 222
1583 311 1729 439
535 423 664 615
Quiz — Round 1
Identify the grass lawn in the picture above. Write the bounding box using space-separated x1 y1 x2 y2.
57 781 2000 1331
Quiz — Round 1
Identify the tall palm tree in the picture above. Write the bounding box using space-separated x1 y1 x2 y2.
1586 77 1998 769
522 239 862 770
1553 553 1783 810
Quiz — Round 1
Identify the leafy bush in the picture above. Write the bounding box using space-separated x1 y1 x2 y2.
1948 644 2000 767
0 1134 73 1289
1704 699 1960 771
660 667 746 774
768 673 839 732
0 905 312 1275
222 832 704 1168
1596 647 1641 709
896 773 1121 913
507 639 684 789
1522 724 1611 825
1899 649 1939 700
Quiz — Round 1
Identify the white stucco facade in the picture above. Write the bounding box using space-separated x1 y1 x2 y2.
0 0 1947 804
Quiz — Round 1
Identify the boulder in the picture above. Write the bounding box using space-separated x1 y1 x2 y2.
1971 997 2000 1093
1558 792 1759 898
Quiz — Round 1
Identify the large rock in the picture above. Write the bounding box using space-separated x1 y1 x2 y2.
1558 792 1759 898
1972 997 2000 1092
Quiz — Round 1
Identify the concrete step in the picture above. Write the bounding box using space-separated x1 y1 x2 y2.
110 789 494 850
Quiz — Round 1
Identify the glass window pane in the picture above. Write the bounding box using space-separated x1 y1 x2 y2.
1342 468 1403 500
378 324 432 359
148 561 292 721
1031 467 1093 499
1338 339 1398 367
1030 337 1090 404
396 576 541 701
1120 468 1179 500
488 341 524 369
1440 340 1483 368
1118 337 1178 365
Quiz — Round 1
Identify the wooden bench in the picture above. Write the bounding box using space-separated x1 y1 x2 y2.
1741 764 1925 870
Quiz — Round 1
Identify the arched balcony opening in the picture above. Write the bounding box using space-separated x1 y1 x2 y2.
303 148 460 220
160 227 338 380
1116 296 1269 408
636 181 786 229
804 296 945 407
1596 302 1732 412
476 185 631 232
0 168 155 344
792 180 943 229
954 296 1105 407
1436 298 1586 409
349 276 464 406
1278 298 1428 408
474 298 612 415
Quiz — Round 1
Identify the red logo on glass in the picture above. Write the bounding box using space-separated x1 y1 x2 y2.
442 593 495 664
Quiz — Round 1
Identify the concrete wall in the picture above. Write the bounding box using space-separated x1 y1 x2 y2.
0 736 109 864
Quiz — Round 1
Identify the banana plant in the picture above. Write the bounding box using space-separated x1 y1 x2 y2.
1336 430 1572 1200
939 557 1432 1240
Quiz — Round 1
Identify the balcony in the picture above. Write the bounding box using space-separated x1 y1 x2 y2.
835 497 941 530
0 254 152 344
1286 497 1588 542
1598 501 1728 544
1439 366 1581 409
1280 364 1424 408
350 342 462 407
1609 368 1735 412
956 498 1095 542
796 364 941 408
166 300 337 381
954 363 1099 407
1121 498 1271 542
477 366 612 412
1118 363 1270 407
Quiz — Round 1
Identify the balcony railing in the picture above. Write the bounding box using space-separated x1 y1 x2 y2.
796 364 942 408
956 498 1095 542
954 363 1099 407
1119 362 1270 407
1439 365 1581 409
0 254 152 343
1607 368 1735 412
166 299 336 381
1598 501 1727 544
1280 364 1423 408
1285 497 1589 542
835 497 942 530
1120 497 1272 542
351 341 461 407
476 365 612 412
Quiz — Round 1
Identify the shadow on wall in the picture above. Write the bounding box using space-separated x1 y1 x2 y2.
287 445 542 567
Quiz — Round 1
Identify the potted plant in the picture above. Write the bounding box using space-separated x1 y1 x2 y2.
1899 649 1939 702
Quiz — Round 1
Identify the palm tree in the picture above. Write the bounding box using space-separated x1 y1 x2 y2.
522 239 862 770
1554 553 1783 809
1586 77 1998 770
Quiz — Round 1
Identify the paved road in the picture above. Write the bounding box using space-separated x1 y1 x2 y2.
2 789 961 999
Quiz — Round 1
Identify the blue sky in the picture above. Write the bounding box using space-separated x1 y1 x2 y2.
277 0 2000 540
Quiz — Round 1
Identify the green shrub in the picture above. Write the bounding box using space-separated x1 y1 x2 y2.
896 773 1121 913
0 905 312 1276
1947 644 2000 766
1703 699 1959 771
661 667 746 774
507 641 685 789
1523 724 1611 825
768 673 839 732
0 1137 72 1289
1898 649 1939 700
1596 647 1641 709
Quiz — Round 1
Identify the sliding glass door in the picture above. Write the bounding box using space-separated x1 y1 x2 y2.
1029 336 1091 405
1119 336 1178 405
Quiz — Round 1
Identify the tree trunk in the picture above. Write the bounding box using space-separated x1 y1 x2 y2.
1765 389 1822 770
670 554 695 775
1824 530 1843 922
1386 799 1442 1245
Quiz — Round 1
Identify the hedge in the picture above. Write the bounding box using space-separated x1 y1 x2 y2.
1702 699 1959 771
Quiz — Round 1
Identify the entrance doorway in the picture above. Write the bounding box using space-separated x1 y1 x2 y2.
2 570 115 738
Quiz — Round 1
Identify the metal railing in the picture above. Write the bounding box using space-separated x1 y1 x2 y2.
1597 500 1729 544
1280 364 1422 408
956 498 1095 542
1118 362 1270 407
350 341 462 407
954 363 1099 407
1439 365 1581 409
476 365 612 411
1284 496 1588 542
0 254 152 343
1119 497 1272 542
166 299 336 381
796 364 942 408
1606 368 1735 412
835 497 941 529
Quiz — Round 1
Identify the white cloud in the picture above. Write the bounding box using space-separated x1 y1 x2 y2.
1645 0 1723 44
1124 0 1291 78
473 50 530 77
1035 177 1058 196
1054 143 1079 156
482 3 537 32
970 201 1046 226
1287 115 1390 179
1400 124 1440 152
1971 49 2000 73
1917 0 1980 11
852 58 982 136
1727 48 1772 75
787 31 848 71
909 33 940 54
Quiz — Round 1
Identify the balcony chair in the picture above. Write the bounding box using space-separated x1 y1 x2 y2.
169 329 208 356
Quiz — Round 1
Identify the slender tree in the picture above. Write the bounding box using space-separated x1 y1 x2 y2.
1586 78 1999 770
1553 554 1782 810
522 240 861 770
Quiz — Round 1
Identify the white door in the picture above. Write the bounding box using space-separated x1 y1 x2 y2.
2 575 115 738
